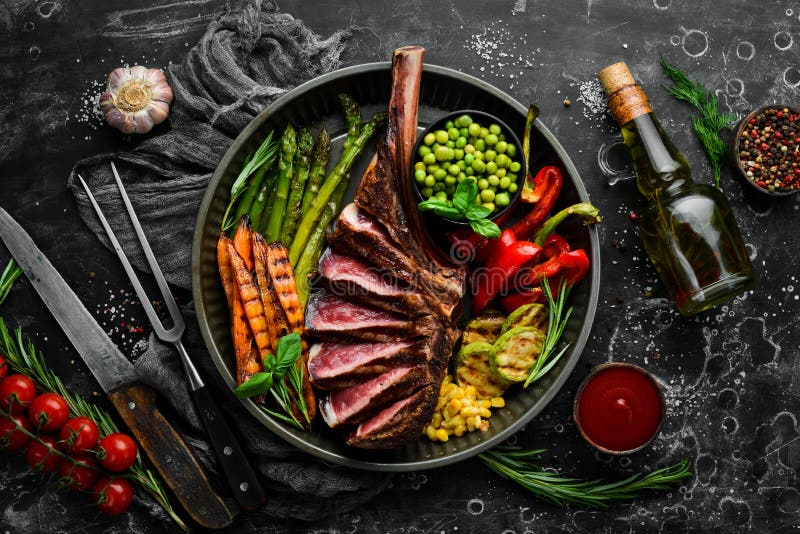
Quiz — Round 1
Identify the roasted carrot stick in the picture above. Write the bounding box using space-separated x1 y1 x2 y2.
252 234 290 350
266 242 304 332
228 242 272 359
217 233 235 311
233 216 254 271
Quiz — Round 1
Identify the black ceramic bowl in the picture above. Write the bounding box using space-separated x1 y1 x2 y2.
411 109 525 225
731 105 800 197
192 62 600 471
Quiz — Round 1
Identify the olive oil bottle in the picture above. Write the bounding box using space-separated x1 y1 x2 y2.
599 62 754 316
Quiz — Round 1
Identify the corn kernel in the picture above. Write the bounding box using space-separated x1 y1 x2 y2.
435 428 449 442
461 406 480 417
443 375 453 385
454 425 467 436
464 385 477 397
426 426 438 441
448 415 465 428
479 408 492 418
477 399 492 409
435 399 446 411
471 415 482 428
431 413 442 427
449 398 463 412
491 397 505 408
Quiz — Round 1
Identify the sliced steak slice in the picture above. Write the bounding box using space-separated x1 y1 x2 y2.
346 383 438 449
319 248 430 317
319 365 429 428
307 340 422 390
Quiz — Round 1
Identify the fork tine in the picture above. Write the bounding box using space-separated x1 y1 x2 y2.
77 174 172 340
109 162 184 331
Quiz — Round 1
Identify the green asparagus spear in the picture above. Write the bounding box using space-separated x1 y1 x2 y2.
339 93 362 151
295 177 350 306
249 169 277 231
233 165 268 224
281 127 314 243
264 124 297 242
300 127 332 215
289 112 387 265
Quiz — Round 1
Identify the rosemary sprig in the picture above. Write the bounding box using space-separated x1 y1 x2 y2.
0 259 22 305
523 277 573 388
480 447 691 508
660 58 737 189
221 131 279 231
0 317 186 530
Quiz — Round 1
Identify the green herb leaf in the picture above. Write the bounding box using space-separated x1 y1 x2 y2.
0 260 23 306
274 331 302 377
234 372 274 399
469 218 501 238
222 131 279 231
465 204 492 221
418 198 464 220
453 177 477 212
524 277 573 388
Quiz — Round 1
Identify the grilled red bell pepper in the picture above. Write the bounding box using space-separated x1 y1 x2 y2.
510 165 562 239
542 234 570 259
500 248 590 312
471 230 542 314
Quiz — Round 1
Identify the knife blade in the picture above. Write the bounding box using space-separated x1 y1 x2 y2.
0 208 234 529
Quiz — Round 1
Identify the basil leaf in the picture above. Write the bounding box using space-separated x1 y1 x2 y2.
262 353 277 373
453 178 478 212
234 372 274 399
418 198 451 212
465 204 492 221
431 205 464 220
470 218 502 238
274 331 302 378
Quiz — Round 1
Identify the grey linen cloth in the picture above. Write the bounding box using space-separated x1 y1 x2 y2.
66 1 392 524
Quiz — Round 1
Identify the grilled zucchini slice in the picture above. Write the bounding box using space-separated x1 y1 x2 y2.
501 303 548 335
490 327 545 383
462 309 506 345
455 342 510 398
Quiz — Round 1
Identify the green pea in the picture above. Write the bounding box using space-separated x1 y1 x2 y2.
464 153 475 166
464 144 475 154
421 187 433 198
446 140 455 149
489 123 501 135
423 153 436 165
424 132 436 146
453 149 463 161
433 182 445 192
487 175 500 187
495 192 510 207
468 123 481 137
435 130 449 144
496 168 507 179
482 202 496 212
508 182 518 193
464 167 474 177
419 145 431 157
458 114 473 127
455 137 467 148
435 191 448 201
458 171 466 181
509 161 521 173
472 159 486 174
480 189 495 203
459 128 469 138
474 139 486 152
506 144 517 157
473 151 483 161
448 127 460 140
447 164 459 176
444 175 457 186
444 120 455 130
498 134 505 142
445 185 456 195
457 160 466 171
424 174 436 187
486 161 498 175
414 169 427 182
485 133 498 146
414 161 426 172
495 140 508 154
434 168 447 180
508 173 518 182
485 150 497 162
499 176 511 189
477 178 489 189
434 146 450 162
480 127 490 138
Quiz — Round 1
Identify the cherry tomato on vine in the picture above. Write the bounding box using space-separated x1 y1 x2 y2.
59 416 99 453
0 355 8 380
0 413 31 451
97 433 138 472
0 374 37 414
58 455 98 491
29 393 69 432
26 434 62 473
93 477 134 516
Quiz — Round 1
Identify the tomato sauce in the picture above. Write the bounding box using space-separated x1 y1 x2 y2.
575 365 663 453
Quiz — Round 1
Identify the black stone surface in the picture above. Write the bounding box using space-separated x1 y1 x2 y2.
1 0 799 532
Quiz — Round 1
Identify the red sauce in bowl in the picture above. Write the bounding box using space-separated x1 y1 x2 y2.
574 363 664 454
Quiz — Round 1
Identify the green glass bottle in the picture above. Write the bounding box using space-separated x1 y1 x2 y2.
599 62 754 316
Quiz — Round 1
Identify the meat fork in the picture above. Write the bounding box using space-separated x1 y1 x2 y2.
78 162 266 511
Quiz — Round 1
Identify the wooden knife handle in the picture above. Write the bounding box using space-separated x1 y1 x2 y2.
108 383 235 529
191 385 266 511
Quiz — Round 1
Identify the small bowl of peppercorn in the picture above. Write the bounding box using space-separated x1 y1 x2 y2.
732 105 800 196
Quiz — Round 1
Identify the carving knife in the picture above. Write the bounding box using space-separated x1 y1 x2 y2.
0 208 234 529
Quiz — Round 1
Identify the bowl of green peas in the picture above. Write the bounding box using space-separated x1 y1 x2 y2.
412 110 526 224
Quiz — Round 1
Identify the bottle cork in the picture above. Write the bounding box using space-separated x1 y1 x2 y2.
598 61 652 125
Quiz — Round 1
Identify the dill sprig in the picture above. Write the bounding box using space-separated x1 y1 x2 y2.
660 58 737 188
0 259 22 305
480 447 692 508
524 277 573 388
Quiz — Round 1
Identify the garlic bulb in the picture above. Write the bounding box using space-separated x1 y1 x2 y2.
99 66 173 135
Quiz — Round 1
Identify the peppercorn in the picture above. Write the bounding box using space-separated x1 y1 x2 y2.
738 106 800 193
